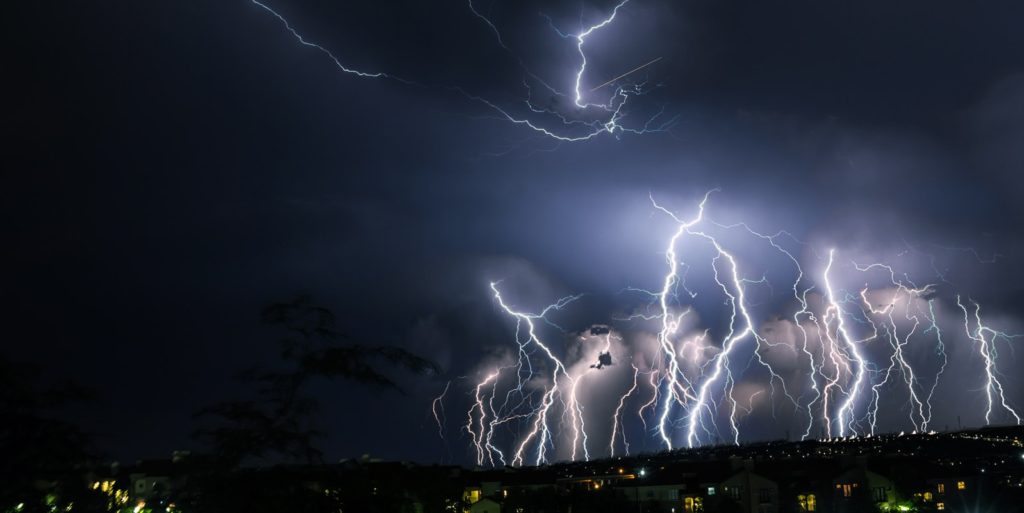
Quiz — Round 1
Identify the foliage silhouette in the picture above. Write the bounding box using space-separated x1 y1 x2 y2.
0 356 105 513
189 297 441 512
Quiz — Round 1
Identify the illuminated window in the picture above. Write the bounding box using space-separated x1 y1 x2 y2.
957 481 966 491
923 492 933 502
937 483 945 494
707 487 715 496
839 484 854 498
798 494 817 511
937 503 945 511
684 497 704 513
464 489 481 503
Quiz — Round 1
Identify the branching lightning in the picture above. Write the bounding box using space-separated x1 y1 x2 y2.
432 380 451 439
241 0 1020 469
957 297 1022 425
610 364 640 456
247 0 676 147
428 193 1022 466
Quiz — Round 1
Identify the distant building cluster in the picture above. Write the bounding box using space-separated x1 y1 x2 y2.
461 455 977 513
9 427 1024 513
452 426 1024 513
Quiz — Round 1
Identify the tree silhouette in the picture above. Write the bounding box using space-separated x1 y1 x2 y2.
0 356 105 513
189 296 440 512
195 296 439 467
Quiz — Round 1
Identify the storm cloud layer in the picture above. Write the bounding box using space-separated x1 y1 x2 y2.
4 0 1024 464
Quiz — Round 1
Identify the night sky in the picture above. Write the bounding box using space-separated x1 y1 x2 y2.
5 0 1024 465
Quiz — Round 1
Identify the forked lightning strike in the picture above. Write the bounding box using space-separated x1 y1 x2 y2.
434 193 1021 465
248 0 675 145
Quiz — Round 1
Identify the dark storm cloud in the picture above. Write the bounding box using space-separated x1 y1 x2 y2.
4 0 1024 463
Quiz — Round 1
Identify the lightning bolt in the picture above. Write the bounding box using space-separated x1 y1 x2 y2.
454 194 1020 466
465 368 501 466
681 231 760 448
248 0 675 147
244 0 1019 466
610 363 641 457
432 380 451 439
823 250 867 438
637 368 660 433
957 297 1022 425
921 299 948 430
648 193 803 448
647 192 711 449
853 262 934 434
488 282 583 465
570 0 631 108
